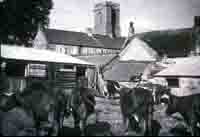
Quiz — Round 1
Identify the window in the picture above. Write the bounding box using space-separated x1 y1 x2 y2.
26 64 47 78
56 45 65 54
98 12 103 25
166 78 179 88
65 46 79 55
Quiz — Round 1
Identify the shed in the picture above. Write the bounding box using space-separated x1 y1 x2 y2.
0 45 94 91
154 56 200 96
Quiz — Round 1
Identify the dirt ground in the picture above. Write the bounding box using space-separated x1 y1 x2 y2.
63 96 190 136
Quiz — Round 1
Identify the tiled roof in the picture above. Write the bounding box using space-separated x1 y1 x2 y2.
129 28 194 58
44 29 102 47
103 61 149 82
44 29 125 49
93 34 126 49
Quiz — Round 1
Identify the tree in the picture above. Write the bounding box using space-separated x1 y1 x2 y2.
0 0 53 46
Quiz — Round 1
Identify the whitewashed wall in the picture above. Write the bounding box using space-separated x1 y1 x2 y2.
171 78 200 96
120 38 158 62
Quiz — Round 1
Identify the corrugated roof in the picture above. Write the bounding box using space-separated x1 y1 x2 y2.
155 56 200 78
44 29 125 49
1 45 94 66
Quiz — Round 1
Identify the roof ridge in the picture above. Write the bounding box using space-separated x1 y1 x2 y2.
90 34 105 48
46 28 87 34
93 33 126 39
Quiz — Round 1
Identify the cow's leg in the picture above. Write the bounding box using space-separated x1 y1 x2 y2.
138 116 147 135
147 103 154 136
59 111 65 131
191 99 200 136
128 114 141 133
72 109 81 129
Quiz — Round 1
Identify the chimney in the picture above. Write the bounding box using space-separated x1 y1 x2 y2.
194 16 200 27
128 21 135 38
85 27 93 37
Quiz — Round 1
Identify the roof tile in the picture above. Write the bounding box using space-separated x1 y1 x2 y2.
44 29 125 49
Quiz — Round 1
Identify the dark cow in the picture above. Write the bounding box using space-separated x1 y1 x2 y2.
106 80 120 99
0 81 58 136
119 87 154 135
54 88 73 135
165 92 200 136
70 76 96 132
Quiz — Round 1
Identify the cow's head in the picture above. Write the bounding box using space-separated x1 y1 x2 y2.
153 84 170 104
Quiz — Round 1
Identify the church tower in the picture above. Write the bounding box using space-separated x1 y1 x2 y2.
93 1 121 38
190 16 200 56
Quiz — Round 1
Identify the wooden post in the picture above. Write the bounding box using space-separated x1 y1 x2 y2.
47 62 56 88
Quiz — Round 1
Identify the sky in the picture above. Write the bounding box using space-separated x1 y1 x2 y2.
49 0 200 36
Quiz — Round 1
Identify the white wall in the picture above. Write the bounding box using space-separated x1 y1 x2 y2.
120 38 158 62
171 78 200 96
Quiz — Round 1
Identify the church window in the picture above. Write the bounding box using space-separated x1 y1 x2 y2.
97 12 103 25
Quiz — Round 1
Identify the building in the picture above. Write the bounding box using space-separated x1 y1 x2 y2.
94 1 121 37
0 45 94 92
33 1 125 60
155 56 200 97
100 16 200 83
120 16 200 62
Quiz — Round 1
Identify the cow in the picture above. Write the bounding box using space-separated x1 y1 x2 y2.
54 88 73 135
119 87 154 136
152 84 170 105
106 80 120 99
0 81 59 136
70 76 96 133
165 92 200 136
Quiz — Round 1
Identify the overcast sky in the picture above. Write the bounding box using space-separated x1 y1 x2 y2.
49 0 200 36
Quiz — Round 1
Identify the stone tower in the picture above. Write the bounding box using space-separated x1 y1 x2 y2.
191 16 200 56
93 1 121 38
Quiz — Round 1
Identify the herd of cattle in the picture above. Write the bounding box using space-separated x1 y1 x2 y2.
0 76 200 136
106 79 200 136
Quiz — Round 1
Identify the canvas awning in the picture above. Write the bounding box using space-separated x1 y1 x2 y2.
0 45 94 66
154 56 200 78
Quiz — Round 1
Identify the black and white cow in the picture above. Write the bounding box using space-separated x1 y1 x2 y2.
165 92 200 136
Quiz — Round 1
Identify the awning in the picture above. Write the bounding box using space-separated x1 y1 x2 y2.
154 56 200 78
0 45 94 66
